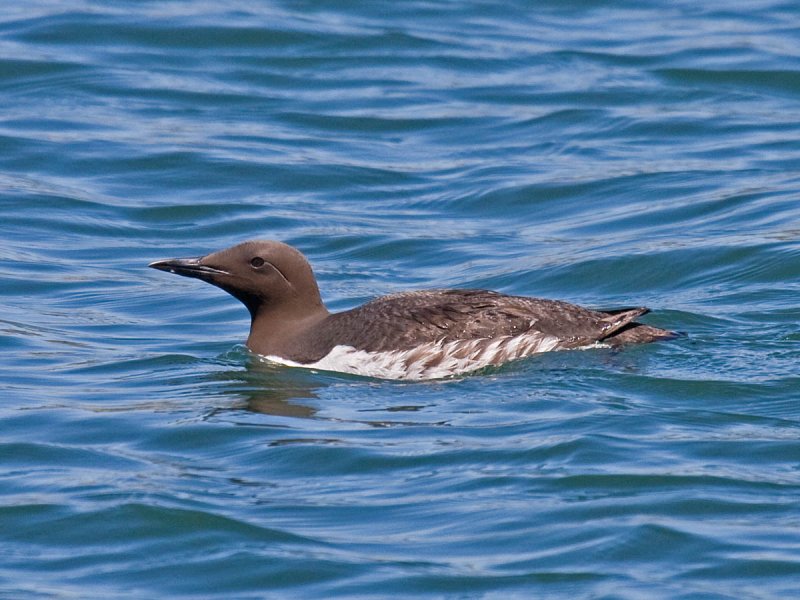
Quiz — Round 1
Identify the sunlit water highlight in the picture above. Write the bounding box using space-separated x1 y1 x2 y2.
2 1 800 598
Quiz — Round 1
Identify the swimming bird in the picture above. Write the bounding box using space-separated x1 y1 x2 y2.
149 240 674 380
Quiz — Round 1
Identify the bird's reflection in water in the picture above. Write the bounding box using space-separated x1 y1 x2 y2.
207 353 450 428
206 358 321 419
245 390 318 418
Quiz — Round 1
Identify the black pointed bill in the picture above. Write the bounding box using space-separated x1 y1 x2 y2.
148 257 230 280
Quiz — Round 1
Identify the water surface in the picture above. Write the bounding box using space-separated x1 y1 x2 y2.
2 1 800 598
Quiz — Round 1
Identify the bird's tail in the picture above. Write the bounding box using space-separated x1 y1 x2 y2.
597 307 677 346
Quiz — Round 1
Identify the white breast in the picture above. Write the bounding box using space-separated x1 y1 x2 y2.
260 330 566 381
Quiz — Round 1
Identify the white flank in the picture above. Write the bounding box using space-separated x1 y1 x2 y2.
260 330 563 381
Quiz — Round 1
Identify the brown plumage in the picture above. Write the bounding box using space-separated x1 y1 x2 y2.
150 240 675 380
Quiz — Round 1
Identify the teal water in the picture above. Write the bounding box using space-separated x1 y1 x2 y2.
2 1 800 598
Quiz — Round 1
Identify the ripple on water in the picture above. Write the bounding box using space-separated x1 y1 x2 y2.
2 1 800 598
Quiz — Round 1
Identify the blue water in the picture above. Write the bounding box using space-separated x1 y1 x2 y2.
2 1 800 597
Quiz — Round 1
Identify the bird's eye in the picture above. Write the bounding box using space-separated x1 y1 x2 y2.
250 257 264 268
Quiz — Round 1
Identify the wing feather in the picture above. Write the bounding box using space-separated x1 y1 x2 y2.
311 289 650 354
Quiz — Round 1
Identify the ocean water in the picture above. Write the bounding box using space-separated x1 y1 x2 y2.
2 1 800 598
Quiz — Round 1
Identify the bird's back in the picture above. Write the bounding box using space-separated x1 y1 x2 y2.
285 289 663 363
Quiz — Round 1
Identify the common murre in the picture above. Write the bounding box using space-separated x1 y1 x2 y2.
150 240 674 380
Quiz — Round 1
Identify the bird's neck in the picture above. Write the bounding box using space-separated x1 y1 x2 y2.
246 302 329 358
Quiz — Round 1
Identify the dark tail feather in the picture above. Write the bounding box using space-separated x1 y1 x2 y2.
597 306 650 316
603 323 678 346
597 307 677 347
598 307 650 340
